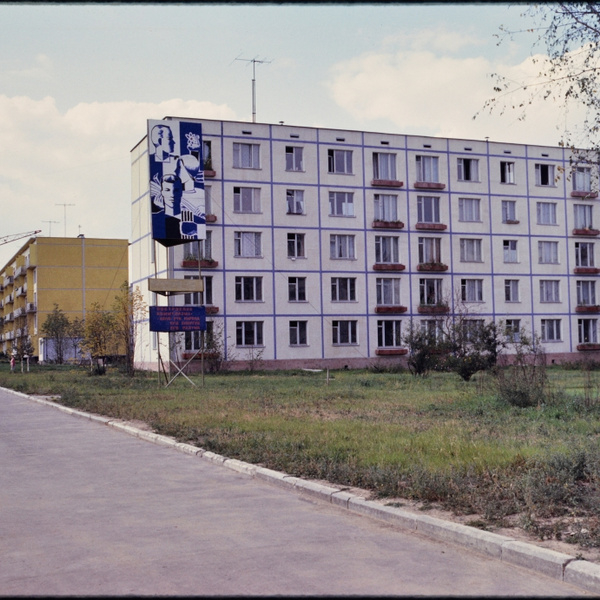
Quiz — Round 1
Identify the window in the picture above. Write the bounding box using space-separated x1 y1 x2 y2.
505 319 521 342
202 140 213 170
535 163 555 186
329 191 354 216
328 149 353 174
457 158 479 182
505 279 520 302
458 198 481 222
416 155 439 182
183 275 212 306
376 277 401 305
577 280 596 306
461 279 483 302
288 277 306 302
417 196 440 223
234 231 261 257
576 242 595 267
287 233 305 258
460 238 482 262
331 277 356 301
373 152 397 180
540 280 560 303
233 187 260 213
420 278 443 305
463 319 486 342
574 204 593 229
285 146 303 172
185 321 214 352
421 319 444 341
502 200 517 223
233 142 260 169
573 166 592 192
332 320 358 345
184 234 212 260
541 319 561 342
375 235 400 263
204 185 212 215
374 194 398 222
330 234 355 259
500 161 515 184
537 202 557 225
377 320 402 348
286 189 305 215
236 321 263 346
579 318 598 344
289 320 308 346
503 239 518 263
235 276 263 302
538 241 559 264
418 237 442 263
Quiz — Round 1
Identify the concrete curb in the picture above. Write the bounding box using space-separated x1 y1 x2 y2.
11 389 600 595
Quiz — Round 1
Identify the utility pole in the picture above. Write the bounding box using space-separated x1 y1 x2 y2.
234 55 271 123
43 220 60 237
56 203 75 237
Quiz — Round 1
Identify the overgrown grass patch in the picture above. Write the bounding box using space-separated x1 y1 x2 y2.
1 364 600 550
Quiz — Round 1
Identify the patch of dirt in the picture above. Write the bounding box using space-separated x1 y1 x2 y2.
309 478 600 564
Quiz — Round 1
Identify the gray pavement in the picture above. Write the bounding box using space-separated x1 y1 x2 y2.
0 386 597 597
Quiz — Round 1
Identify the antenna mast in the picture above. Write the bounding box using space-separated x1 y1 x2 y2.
235 55 271 123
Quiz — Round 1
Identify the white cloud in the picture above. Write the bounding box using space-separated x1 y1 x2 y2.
0 96 237 267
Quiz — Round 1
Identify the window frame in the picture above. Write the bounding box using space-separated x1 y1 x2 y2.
376 277 401 305
417 195 440 223
461 278 483 302
538 241 559 264
460 238 483 263
235 276 263 302
375 235 400 264
288 276 307 302
285 146 304 172
233 186 260 213
374 194 398 222
330 234 356 260
233 142 260 169
331 277 356 302
329 191 355 217
289 320 308 346
234 231 262 258
500 161 515 184
377 320 403 348
539 279 560 303
373 152 397 180
541 318 562 342
327 148 353 174
416 155 439 183
504 279 520 302
458 197 481 222
457 157 479 182
287 233 306 258
236 320 264 346
286 189 305 215
332 320 358 345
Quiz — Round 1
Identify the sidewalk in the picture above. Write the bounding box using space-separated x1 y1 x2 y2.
1 385 598 596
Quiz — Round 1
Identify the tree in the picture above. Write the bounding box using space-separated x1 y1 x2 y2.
403 321 446 377
41 304 70 364
67 317 84 364
112 281 147 377
481 3 600 152
80 303 115 374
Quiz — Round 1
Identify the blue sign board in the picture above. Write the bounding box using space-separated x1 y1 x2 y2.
149 306 207 332
148 119 206 247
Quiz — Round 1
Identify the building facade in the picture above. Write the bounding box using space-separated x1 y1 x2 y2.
0 236 129 361
130 117 600 371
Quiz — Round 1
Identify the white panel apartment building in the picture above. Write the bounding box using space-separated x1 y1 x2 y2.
130 117 600 371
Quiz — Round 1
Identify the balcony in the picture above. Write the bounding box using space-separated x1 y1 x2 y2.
371 179 403 188
375 305 407 314
577 343 600 351
576 305 600 313
414 181 445 190
16 284 27 297
571 190 598 199
372 263 405 272
205 306 219 315
14 265 26 278
372 220 404 229
574 267 600 274
3 275 13 288
26 302 36 313
181 258 219 269
573 228 600 236
417 262 448 272
415 222 447 231
14 307 25 318
205 214 218 223
375 348 408 356
418 304 449 314
5 293 13 304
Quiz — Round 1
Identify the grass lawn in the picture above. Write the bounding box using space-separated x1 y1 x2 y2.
1 362 600 552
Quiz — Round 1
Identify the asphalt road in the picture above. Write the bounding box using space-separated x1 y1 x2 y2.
0 386 592 596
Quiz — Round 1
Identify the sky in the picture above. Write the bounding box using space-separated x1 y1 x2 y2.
0 1 583 267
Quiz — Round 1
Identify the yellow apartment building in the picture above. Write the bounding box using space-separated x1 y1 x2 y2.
0 236 129 362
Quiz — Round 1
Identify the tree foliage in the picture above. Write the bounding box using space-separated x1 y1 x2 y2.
80 303 116 374
482 3 600 151
41 304 70 364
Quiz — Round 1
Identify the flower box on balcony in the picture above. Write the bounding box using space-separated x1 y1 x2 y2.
577 343 600 351
417 262 448 272
200 259 218 268
205 306 219 315
182 351 220 360
371 179 404 188
504 219 520 225
571 191 598 199
205 214 217 223
372 220 404 229
414 182 445 190
376 348 408 356
415 222 447 231
573 228 600 236
375 305 408 314
574 267 600 274
418 304 449 314
181 259 219 269
373 263 406 271
204 169 217 178
181 259 199 268
576 305 600 313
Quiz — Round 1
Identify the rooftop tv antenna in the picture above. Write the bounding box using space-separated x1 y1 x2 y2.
234 55 272 123
42 220 60 237
56 203 75 237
